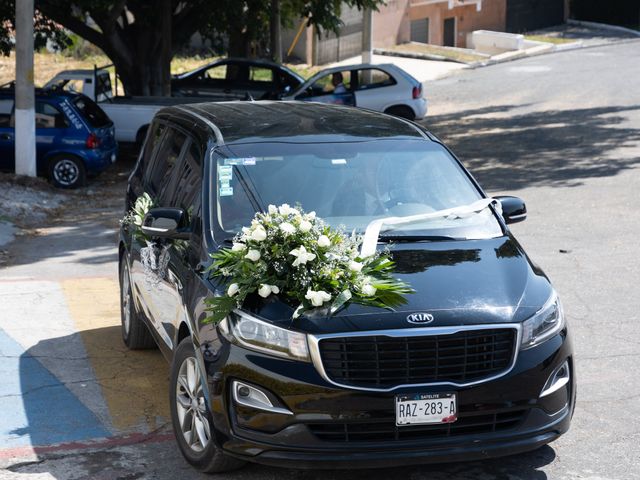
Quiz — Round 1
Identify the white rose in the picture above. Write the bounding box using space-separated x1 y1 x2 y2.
361 284 377 296
227 283 239 297
258 284 280 298
349 261 363 272
268 204 278 214
280 222 296 235
290 245 316 267
305 289 332 307
299 219 312 232
305 211 316 220
317 235 331 248
250 226 267 242
279 203 293 215
231 242 246 252
245 249 261 262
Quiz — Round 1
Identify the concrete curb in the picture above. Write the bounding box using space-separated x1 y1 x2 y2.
376 37 585 70
567 18 640 37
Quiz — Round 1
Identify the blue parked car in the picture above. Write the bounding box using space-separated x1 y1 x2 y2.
0 86 117 188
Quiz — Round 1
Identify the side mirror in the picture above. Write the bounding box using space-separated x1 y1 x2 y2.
141 207 190 239
495 196 527 224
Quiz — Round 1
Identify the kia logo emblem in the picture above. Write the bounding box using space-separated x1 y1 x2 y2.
406 312 434 324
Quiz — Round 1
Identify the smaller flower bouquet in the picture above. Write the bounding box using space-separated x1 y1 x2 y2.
121 192 153 242
205 204 413 323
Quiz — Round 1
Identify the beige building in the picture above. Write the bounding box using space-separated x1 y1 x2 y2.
285 0 507 65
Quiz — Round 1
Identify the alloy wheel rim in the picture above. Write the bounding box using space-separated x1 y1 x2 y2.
53 159 79 186
121 266 131 335
176 357 210 452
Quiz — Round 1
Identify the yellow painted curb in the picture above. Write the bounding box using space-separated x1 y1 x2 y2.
61 278 170 432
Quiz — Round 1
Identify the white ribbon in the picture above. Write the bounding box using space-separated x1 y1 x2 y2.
359 198 500 258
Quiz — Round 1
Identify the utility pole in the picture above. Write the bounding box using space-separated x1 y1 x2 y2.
15 0 36 177
362 8 373 64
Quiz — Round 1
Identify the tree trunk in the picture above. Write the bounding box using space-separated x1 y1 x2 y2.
269 0 282 62
228 29 250 58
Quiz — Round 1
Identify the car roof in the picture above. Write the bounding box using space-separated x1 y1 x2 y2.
174 57 304 82
0 85 82 102
313 63 397 75
158 101 430 145
295 63 418 90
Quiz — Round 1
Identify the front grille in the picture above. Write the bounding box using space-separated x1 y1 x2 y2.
308 408 527 443
318 328 517 389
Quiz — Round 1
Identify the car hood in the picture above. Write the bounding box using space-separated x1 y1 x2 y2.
251 235 553 335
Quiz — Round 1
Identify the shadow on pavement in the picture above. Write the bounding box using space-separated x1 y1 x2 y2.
15 325 169 450
425 104 640 191
12 323 556 479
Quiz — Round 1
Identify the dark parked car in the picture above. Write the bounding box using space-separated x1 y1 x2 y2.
0 86 117 188
119 101 575 473
171 58 304 100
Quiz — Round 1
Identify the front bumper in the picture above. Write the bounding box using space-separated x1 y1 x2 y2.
202 328 574 469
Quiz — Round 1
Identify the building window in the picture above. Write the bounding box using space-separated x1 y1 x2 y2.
410 18 430 44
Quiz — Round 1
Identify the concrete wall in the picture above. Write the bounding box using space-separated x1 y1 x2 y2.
372 0 411 48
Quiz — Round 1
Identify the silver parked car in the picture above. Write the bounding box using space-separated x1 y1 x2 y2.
282 63 427 120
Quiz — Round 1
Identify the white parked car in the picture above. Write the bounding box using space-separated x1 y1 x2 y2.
282 63 427 120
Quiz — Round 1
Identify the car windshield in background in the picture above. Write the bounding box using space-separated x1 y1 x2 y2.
73 96 111 128
212 139 503 241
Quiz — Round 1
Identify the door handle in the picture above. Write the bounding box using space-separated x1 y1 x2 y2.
0 133 12 140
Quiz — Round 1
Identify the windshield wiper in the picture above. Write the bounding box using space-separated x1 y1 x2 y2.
378 234 460 243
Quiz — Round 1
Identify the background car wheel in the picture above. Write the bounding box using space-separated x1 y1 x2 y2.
48 155 86 189
384 105 416 121
170 338 246 473
119 256 156 350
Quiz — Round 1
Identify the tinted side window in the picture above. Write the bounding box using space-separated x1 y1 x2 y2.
147 127 187 200
170 142 203 236
249 67 274 83
35 102 68 129
357 69 396 90
201 64 226 81
141 121 166 173
0 99 13 127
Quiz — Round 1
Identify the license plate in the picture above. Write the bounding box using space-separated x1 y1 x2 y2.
395 393 457 426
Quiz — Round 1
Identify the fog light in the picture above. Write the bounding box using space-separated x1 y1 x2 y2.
232 380 292 415
540 360 570 398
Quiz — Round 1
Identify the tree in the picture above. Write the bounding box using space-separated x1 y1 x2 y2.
1 0 385 96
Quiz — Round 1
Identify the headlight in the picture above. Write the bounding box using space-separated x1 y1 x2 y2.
221 310 310 362
521 292 565 350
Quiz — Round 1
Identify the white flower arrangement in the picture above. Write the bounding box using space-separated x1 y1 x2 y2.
205 204 413 323
120 192 153 239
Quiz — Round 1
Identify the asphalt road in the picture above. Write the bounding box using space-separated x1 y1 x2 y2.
1 40 639 479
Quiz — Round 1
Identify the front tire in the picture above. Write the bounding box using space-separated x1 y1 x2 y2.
170 338 246 473
119 255 156 349
48 155 86 189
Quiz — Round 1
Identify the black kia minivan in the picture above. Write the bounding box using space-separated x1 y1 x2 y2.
119 101 575 473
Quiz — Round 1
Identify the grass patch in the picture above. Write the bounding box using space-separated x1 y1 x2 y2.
0 52 317 91
524 35 577 44
386 43 488 64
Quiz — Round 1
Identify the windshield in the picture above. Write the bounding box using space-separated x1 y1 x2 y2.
211 139 502 241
